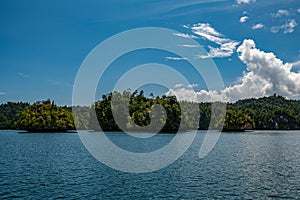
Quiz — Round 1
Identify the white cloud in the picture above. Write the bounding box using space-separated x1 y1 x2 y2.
283 19 297 33
174 84 183 88
235 0 255 5
174 83 198 89
179 44 198 48
271 19 297 34
191 23 239 58
0 92 6 95
270 27 279 33
173 33 197 39
166 88 226 102
291 60 300 68
191 23 223 38
272 9 289 18
165 56 187 61
197 41 240 59
166 39 300 102
187 84 198 88
240 16 249 23
232 39 300 99
297 8 300 13
252 23 264 29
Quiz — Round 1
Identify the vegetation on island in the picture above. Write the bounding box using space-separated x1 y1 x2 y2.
17 100 75 132
0 92 300 132
90 90 199 132
0 102 29 129
228 94 300 130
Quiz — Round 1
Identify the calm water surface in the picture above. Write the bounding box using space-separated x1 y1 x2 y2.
0 130 299 199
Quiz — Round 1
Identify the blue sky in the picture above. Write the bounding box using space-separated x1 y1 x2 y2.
1 0 300 105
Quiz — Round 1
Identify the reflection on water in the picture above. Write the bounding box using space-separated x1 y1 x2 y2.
0 130 299 199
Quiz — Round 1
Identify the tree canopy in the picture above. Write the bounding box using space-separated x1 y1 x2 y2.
17 99 75 132
1 93 300 132
0 102 29 129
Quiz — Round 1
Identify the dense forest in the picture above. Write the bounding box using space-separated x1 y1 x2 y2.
17 100 75 132
0 92 300 132
0 102 29 129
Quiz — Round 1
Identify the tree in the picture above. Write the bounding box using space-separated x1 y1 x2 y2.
222 110 254 130
17 99 75 131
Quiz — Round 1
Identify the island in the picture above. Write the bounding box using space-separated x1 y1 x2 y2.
0 91 300 132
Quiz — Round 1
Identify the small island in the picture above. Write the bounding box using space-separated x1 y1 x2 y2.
17 100 75 132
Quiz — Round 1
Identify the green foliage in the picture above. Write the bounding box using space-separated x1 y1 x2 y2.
223 110 254 130
1 93 300 132
90 90 198 132
229 94 300 129
0 102 29 129
17 99 75 131
72 106 90 129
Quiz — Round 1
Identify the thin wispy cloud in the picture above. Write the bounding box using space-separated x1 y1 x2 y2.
235 0 255 5
174 83 183 88
0 92 6 95
271 19 297 34
197 41 240 59
158 0 232 20
191 23 224 43
47 79 73 88
165 0 227 12
272 9 289 18
179 44 199 48
173 33 197 39
165 56 187 61
291 60 300 68
252 23 264 30
18 72 72 88
189 23 239 58
18 72 30 78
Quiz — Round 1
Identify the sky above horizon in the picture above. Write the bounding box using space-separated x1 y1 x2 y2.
1 0 300 105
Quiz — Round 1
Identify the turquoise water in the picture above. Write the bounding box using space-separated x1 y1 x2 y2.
0 130 299 199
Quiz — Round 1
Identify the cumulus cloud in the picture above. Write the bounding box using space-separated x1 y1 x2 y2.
252 23 264 29
173 33 197 39
232 39 300 99
240 16 249 23
165 56 187 61
166 39 300 102
271 19 297 34
235 0 255 5
272 9 289 18
190 23 239 58
166 88 226 102
298 8 300 13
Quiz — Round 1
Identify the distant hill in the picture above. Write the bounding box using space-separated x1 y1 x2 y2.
229 94 300 130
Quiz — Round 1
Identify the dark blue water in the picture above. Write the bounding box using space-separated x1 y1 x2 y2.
0 130 299 199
